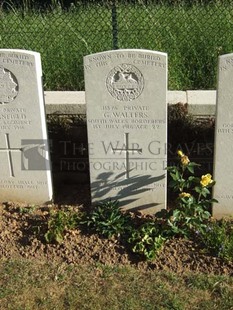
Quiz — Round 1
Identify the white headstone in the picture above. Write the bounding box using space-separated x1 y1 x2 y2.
213 53 233 218
84 49 167 214
0 49 53 204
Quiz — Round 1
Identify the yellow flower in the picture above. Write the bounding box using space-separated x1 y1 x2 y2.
179 192 191 198
180 155 190 166
200 174 213 187
177 150 184 157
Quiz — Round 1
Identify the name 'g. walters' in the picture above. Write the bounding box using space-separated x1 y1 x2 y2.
103 111 148 118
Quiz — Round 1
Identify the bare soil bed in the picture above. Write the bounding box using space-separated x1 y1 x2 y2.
0 184 232 276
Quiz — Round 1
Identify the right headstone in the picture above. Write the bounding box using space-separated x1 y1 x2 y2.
213 53 233 218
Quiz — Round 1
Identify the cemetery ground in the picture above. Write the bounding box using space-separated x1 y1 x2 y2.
0 185 233 309
0 107 233 309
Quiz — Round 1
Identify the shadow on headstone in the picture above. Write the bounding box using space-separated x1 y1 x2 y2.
91 171 165 212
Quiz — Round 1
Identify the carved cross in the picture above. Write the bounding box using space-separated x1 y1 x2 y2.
0 133 22 177
111 132 142 179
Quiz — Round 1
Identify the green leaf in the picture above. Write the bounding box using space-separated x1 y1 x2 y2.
194 186 202 194
170 172 180 181
166 166 176 172
187 176 196 182
189 162 201 167
201 187 210 197
187 165 194 174
172 209 181 220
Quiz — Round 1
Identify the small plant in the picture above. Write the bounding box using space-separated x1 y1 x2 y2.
19 205 37 214
128 221 166 260
45 209 79 243
199 219 233 262
166 150 217 237
82 200 132 239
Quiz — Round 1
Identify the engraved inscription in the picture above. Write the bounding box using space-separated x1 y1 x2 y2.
0 67 18 104
0 107 32 130
0 179 46 190
87 104 165 130
106 64 144 101
217 122 233 134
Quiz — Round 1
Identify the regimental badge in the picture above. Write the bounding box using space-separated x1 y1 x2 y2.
106 63 144 101
0 67 18 104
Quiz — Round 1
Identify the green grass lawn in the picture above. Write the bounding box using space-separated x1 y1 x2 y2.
0 258 233 310
1 2 233 90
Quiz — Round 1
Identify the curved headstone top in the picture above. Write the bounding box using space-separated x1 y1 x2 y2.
0 49 53 204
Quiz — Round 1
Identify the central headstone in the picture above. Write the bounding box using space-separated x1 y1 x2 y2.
0 49 53 204
213 53 233 218
84 49 167 214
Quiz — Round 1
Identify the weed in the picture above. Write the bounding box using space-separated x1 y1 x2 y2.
199 219 233 262
82 200 132 239
128 221 166 260
18 205 38 214
45 209 79 243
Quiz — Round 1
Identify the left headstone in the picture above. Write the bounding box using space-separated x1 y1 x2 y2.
0 49 53 204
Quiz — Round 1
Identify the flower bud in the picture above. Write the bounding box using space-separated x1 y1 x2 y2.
177 150 184 157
